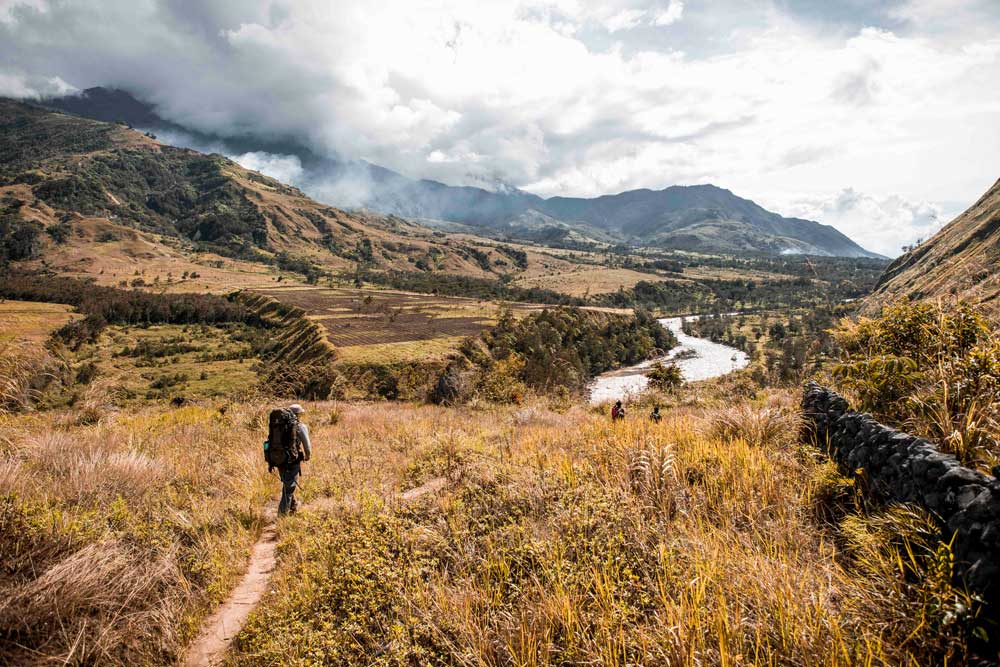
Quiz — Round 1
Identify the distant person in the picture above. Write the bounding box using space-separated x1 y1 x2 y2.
649 406 662 423
611 400 626 422
264 403 312 515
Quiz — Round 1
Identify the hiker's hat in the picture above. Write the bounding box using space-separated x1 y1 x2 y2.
289 403 305 414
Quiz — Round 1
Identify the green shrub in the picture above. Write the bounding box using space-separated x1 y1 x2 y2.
646 361 682 392
833 301 1000 468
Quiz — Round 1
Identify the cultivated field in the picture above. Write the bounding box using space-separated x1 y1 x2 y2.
511 264 799 298
0 299 79 344
253 285 546 359
513 266 679 296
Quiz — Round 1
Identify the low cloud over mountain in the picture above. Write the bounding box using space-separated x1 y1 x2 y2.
2 0 998 255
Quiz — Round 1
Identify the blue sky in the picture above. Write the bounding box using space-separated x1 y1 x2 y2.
1 0 998 255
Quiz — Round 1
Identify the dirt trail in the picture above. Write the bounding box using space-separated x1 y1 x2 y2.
182 477 449 667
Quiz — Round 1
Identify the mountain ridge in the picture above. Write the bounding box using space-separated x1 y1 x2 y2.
40 87 880 258
0 98 550 283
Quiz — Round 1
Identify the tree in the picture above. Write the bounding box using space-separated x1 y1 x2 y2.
647 362 683 392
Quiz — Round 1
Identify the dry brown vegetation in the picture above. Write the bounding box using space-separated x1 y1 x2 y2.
0 402 273 665
0 305 990 665
0 300 78 413
210 389 977 666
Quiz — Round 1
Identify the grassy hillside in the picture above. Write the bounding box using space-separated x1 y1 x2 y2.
866 178 1000 315
0 391 983 665
0 99 569 284
0 401 273 665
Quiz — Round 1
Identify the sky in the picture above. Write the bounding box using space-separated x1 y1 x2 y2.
1 0 999 256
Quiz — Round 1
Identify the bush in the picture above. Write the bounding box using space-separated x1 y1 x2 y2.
832 301 1000 468
646 361 682 392
430 363 465 406
475 355 526 404
260 361 345 400
75 362 99 385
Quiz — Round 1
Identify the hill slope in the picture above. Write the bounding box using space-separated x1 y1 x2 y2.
0 99 553 283
865 178 1000 315
41 87 878 258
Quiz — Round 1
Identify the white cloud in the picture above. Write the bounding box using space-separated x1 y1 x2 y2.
233 151 304 185
767 188 963 257
653 0 683 26
0 0 997 255
0 69 74 98
603 8 645 32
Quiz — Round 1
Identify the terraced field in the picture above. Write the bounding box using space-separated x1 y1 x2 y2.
252 286 545 356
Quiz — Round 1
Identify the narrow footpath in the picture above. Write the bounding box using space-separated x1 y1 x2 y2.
182 477 449 667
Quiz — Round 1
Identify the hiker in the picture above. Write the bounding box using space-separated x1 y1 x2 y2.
264 403 312 515
611 400 626 422
650 406 662 423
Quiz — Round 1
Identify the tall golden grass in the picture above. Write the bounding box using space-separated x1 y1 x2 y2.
226 392 981 666
0 381 983 665
0 402 272 665
0 342 57 414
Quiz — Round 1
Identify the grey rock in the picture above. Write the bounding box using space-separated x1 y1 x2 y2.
938 467 985 488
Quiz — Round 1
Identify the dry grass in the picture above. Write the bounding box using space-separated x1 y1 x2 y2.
0 300 79 344
0 377 982 665
0 402 273 665
0 300 78 414
0 342 61 414
709 402 800 448
512 267 678 297
224 394 980 666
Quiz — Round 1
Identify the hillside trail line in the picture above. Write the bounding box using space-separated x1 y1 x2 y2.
182 475 449 667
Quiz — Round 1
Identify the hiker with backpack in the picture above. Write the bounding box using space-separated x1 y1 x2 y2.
611 400 626 422
264 403 312 515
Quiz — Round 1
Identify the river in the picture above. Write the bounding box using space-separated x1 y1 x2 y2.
588 316 750 404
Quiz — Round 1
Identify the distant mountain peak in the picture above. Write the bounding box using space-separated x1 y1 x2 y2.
38 86 878 258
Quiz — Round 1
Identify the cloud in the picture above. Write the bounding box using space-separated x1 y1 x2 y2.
603 8 646 32
233 151 304 185
771 188 963 257
0 69 74 98
0 0 47 23
652 0 683 26
830 60 881 106
0 0 997 256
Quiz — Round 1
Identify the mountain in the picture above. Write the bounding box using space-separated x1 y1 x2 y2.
865 178 1000 315
40 87 879 258
536 185 877 256
0 98 536 281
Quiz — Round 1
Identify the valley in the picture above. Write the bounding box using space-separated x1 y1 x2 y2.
2 90 1000 667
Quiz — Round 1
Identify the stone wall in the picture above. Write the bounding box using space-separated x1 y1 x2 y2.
801 381 1000 597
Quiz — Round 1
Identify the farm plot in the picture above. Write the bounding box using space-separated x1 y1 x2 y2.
0 300 79 344
252 286 541 349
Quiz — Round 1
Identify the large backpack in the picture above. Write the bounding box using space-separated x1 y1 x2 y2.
266 408 301 468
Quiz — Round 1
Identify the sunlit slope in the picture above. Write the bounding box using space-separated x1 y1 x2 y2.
866 178 1000 315
0 99 563 282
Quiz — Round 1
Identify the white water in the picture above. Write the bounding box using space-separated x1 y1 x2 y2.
588 316 750 404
